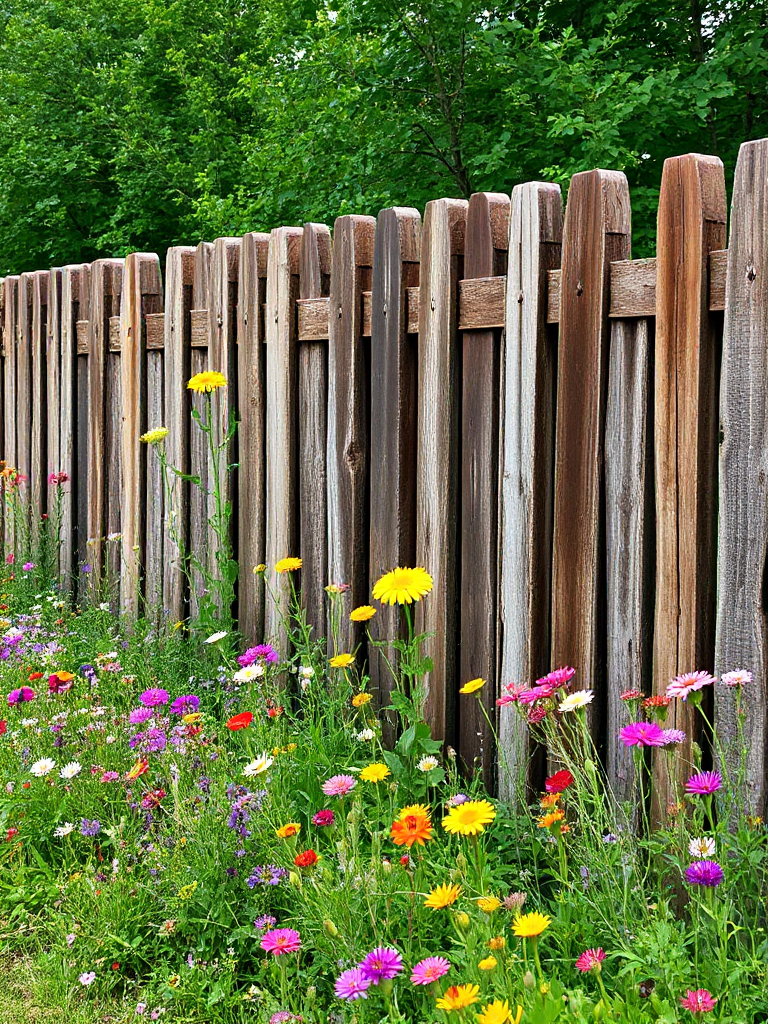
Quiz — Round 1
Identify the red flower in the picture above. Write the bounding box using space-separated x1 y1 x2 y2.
112 962 120 971
267 706 284 719
227 712 254 731
294 849 319 869
400 854 410 867
545 769 574 794
6 828 18 841
0 720 6 736
28 672 43 681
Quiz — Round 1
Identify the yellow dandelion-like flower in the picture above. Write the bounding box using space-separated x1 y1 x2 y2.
359 762 390 783
489 936 506 950
372 566 433 605
512 911 551 938
182 713 202 724
442 799 496 837
253 563 267 574
187 371 227 393
275 557 302 573
478 956 497 971
168 974 181 988
351 691 372 706
435 984 479 1011
330 653 354 669
537 809 565 829
477 895 501 914
398 803 431 820
350 605 377 622
276 822 301 839
477 999 513 1024
459 677 486 695
423 882 462 909
140 427 169 444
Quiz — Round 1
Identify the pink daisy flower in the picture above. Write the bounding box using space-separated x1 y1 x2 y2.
679 989 717 1013
519 684 555 705
312 809 335 826
620 721 666 747
322 774 357 797
620 689 643 701
359 947 403 983
721 669 752 688
538 666 576 689
666 671 716 701
685 771 722 795
575 948 605 973
411 956 450 985
335 968 371 1001
260 928 301 956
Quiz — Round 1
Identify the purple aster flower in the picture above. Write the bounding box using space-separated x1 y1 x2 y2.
255 914 277 930
447 793 468 807
238 644 279 667
662 729 686 745
139 688 169 707
620 721 666 747
81 564 92 573
686 770 723 795
247 865 288 888
359 946 403 983
80 819 101 837
685 859 724 887
227 786 267 831
335 967 371 1001
169 694 200 715
129 707 154 725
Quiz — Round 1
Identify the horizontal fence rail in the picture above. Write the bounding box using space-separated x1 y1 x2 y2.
1 137 768 810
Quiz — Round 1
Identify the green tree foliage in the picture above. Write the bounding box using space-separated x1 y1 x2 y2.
0 0 765 272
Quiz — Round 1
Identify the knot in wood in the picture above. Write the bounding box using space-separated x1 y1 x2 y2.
746 264 757 283
576 279 584 297
337 304 343 319
430 296 436 312
217 315 223 327
517 291 524 304
382 302 388 318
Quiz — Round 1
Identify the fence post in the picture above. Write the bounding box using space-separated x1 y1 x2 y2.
369 207 421 716
60 266 89 584
551 171 631 738
498 182 562 801
653 154 726 813
416 198 467 742
75 266 92 581
30 271 49 536
2 276 19 553
715 138 768 812
16 274 33 501
47 269 63 498
298 223 332 642
265 226 302 649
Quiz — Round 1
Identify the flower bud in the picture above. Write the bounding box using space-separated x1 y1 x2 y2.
288 870 301 888
524 970 536 990
454 911 471 932
322 919 339 938
306 986 316 1004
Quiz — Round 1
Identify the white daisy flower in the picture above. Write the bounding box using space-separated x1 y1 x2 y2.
30 758 56 777
689 836 716 858
59 761 82 780
299 665 314 679
233 664 264 682
54 822 75 837
21 718 38 728
558 690 594 713
243 754 274 777
417 755 440 772
204 631 228 644
356 728 375 741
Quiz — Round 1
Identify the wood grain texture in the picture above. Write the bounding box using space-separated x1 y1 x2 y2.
297 297 330 341
265 227 302 649
458 275 506 329
16 274 33 494
369 207 421 714
714 139 768 812
145 349 164 608
298 223 332 641
2 277 18 553
416 198 467 742
60 266 89 583
609 259 656 318
709 250 728 311
498 182 562 802
237 232 270 641
74 267 92 582
120 254 162 617
46 270 62 490
189 242 213 617
145 313 165 349
653 154 726 811
605 317 654 803
551 170 631 738
460 192 510 781
30 271 49 536
327 215 376 654
163 247 196 620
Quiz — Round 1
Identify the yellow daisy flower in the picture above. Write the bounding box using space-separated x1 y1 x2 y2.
351 691 372 706
477 895 501 913
359 763 390 783
275 557 302 573
187 371 227 393
330 653 354 669
350 605 377 622
477 999 513 1024
478 956 497 971
489 936 506 950
512 911 551 937
459 677 486 694
423 882 462 909
435 984 479 1011
442 799 496 836
140 427 169 444
372 566 433 605
276 823 301 839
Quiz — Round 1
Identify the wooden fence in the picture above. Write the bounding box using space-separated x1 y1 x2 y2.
1 137 768 810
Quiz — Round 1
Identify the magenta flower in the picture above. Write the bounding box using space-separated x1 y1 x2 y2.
322 774 357 797
680 989 717 1013
129 707 154 725
100 771 120 782
22 562 34 572
411 956 450 985
8 687 35 705
662 729 686 745
519 684 555 704
575 948 606 973
620 721 666 747
359 947 403 983
685 860 724 887
721 669 751 688
335 967 371 1001
527 705 547 724
169 694 200 715
666 671 716 701
537 666 576 689
238 644 279 667
686 771 722 795
139 688 169 708
260 928 301 956
312 809 335 826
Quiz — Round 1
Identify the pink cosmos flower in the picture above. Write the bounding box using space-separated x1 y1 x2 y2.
496 695 516 706
322 774 357 797
620 721 666 747
721 669 752 688
685 771 722 795
411 956 450 985
679 989 717 1013
260 928 301 956
661 729 686 745
575 948 605 973
666 671 716 701
335 967 371 1001
359 946 403 983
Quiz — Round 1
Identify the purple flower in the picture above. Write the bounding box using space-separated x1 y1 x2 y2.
169 694 200 715
447 793 468 807
662 729 686 745
139 688 169 708
22 562 34 571
685 860 724 887
238 644 279 668
81 819 101 837
81 564 92 574
255 914 277 930
129 707 154 725
620 721 666 747
7 686 35 706
686 771 723 795
359 946 403 983
129 728 167 754
247 865 288 888
335 967 371 1001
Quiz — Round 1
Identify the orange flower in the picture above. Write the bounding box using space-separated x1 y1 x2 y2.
391 806 433 848
125 759 149 781
227 712 254 731
540 793 561 808
537 809 565 829
276 823 301 839
294 849 319 868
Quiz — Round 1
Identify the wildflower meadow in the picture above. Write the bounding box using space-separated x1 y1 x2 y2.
0 371 767 1024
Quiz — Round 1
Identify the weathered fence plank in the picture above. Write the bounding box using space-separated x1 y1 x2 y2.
46 270 62 493
16 274 33 498
715 139 768 812
369 207 421 713
30 272 49 536
653 154 726 811
551 170 631 737
416 198 467 742
460 192 509 779
60 266 88 581
189 242 214 619
498 182 562 801
327 216 376 654
237 232 269 640
298 223 332 641
265 227 302 648
2 276 18 552
75 267 92 580
605 317 654 802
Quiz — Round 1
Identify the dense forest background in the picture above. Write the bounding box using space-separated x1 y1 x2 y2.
0 0 765 274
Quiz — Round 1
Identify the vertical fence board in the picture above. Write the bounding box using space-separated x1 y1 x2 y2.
605 317 654 801
16 274 33 501
715 139 768 812
30 271 49 535
189 242 214 619
298 224 332 642
460 193 509 778
265 227 302 648
498 182 562 800
47 269 62 486
654 154 726 810
145 348 164 608
327 216 376 653
369 208 421 711
416 198 467 742
3 277 18 553
75 266 92 580
163 247 196 620
60 266 88 583
551 171 631 738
